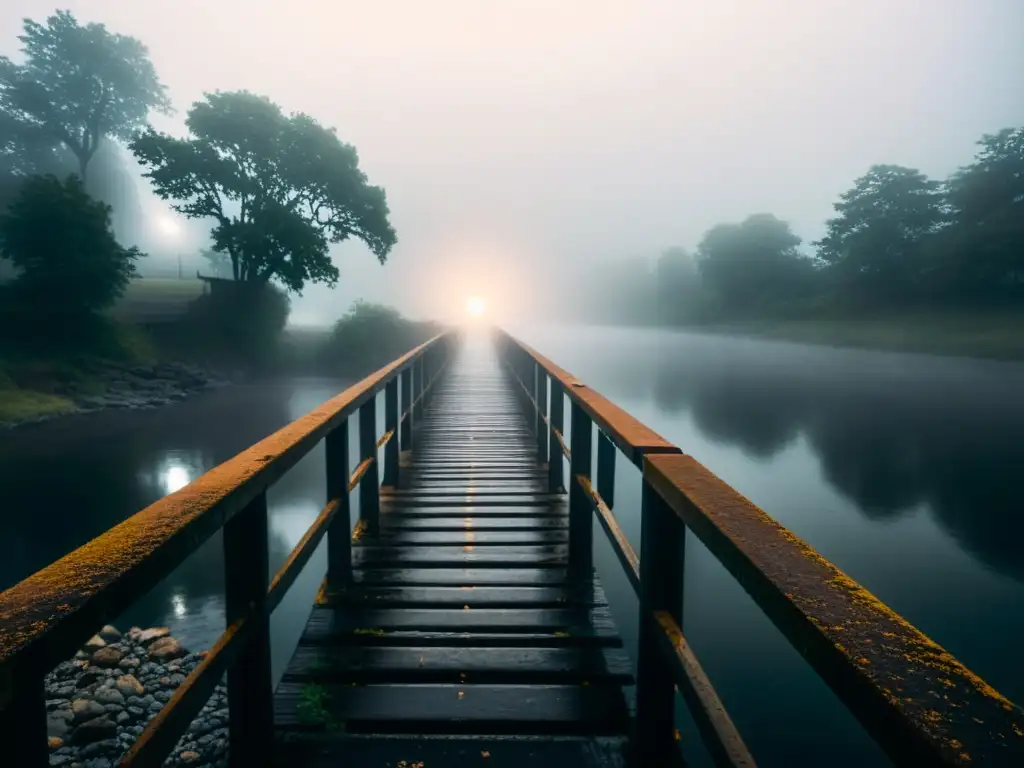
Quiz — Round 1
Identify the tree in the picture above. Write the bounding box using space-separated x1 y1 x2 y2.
0 175 142 333
0 10 170 183
815 165 944 301
938 128 1024 300
200 247 232 278
696 213 813 313
655 246 702 324
131 91 397 294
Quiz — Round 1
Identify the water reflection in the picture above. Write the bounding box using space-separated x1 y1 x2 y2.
648 336 1024 582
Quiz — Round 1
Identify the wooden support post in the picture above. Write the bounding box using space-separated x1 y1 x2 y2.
568 401 593 579
529 361 539 437
416 356 425 418
548 380 564 493
400 367 412 452
359 398 380 532
325 421 351 592
535 368 548 463
384 377 399 487
223 491 273 768
597 430 616 508
634 477 686 765
0 676 48 767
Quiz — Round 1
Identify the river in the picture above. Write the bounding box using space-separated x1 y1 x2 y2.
2 325 1023 767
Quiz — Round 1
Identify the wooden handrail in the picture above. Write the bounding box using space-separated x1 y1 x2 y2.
0 330 456 767
495 328 1024 768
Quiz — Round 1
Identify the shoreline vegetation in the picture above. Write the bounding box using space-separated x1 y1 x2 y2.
694 309 1024 361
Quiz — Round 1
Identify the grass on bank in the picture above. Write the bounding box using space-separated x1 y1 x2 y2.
700 309 1024 360
0 372 77 425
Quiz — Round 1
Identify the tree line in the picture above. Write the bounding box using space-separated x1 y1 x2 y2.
654 133 1024 325
0 9 395 356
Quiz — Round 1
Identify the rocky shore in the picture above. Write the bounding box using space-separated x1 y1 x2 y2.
62 362 225 413
46 625 227 768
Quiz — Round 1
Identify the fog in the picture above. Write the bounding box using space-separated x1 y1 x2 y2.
3 0 1023 326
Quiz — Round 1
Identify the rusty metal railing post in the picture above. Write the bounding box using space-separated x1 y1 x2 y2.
634 475 686 765
359 397 380 532
400 367 412 452
223 491 273 767
548 380 565 493
597 430 615 508
325 420 351 592
384 378 399 488
568 402 593 579
0 676 47 767
535 368 548 463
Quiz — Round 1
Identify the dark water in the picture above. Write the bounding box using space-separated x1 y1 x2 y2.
3 327 1023 766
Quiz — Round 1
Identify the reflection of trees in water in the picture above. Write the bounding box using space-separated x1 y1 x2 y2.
649 341 1024 582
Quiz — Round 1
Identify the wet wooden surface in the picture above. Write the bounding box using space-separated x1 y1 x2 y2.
273 338 632 766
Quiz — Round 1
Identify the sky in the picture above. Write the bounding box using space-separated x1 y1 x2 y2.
2 1 1023 325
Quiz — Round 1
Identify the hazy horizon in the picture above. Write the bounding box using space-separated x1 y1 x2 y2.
3 1 1023 326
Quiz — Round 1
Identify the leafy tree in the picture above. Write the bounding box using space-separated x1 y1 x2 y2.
322 301 435 374
655 246 702 324
131 91 397 294
200 247 232 278
938 128 1024 299
0 10 170 183
815 165 944 300
696 213 813 312
0 175 142 335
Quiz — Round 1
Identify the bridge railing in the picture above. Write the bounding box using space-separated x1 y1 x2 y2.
496 329 1024 768
0 331 456 767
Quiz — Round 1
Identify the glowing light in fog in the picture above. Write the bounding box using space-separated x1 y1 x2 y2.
156 215 181 238
163 464 191 493
171 593 187 618
466 297 486 318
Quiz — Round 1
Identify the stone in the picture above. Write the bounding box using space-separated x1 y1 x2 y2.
179 752 201 764
71 699 106 723
154 689 172 702
48 713 72 738
118 657 140 670
72 715 117 744
90 647 122 668
116 711 131 725
136 627 170 645
75 670 103 689
115 674 144 697
98 625 122 643
127 706 144 717
82 635 106 653
149 698 164 711
148 636 185 661
159 676 171 686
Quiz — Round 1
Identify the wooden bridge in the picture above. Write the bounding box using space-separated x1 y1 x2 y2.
1 330 1023 767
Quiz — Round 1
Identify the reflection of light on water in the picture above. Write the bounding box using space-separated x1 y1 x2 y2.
163 464 191 494
171 592 187 618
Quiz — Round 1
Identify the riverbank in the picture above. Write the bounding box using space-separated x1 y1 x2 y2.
47 625 226 767
695 310 1024 361
0 360 228 428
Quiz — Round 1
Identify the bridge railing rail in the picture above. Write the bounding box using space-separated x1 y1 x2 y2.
495 329 1024 768
0 331 456 767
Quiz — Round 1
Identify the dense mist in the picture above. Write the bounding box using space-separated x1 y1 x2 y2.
3 0 1023 327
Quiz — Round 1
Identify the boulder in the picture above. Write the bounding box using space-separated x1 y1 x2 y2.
148 636 186 661
90 647 122 668
98 625 122 643
82 635 106 653
72 715 117 744
93 687 125 706
114 675 144 698
70 699 106 723
137 627 170 645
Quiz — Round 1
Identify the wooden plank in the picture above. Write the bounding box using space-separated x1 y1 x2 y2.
352 544 567 568
274 683 630 734
282 645 634 684
331 585 607 608
380 517 567 531
351 568 573 586
361 530 568 545
272 734 629 768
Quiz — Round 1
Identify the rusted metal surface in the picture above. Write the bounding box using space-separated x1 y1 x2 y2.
655 611 756 768
644 453 1024 767
348 457 374 493
497 331 679 467
553 428 570 460
377 428 395 449
0 333 448 692
576 475 639 592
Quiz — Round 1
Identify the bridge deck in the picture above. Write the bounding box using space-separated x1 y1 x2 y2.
272 339 632 766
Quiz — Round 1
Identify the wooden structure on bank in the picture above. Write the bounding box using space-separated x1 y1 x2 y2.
0 330 1022 767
